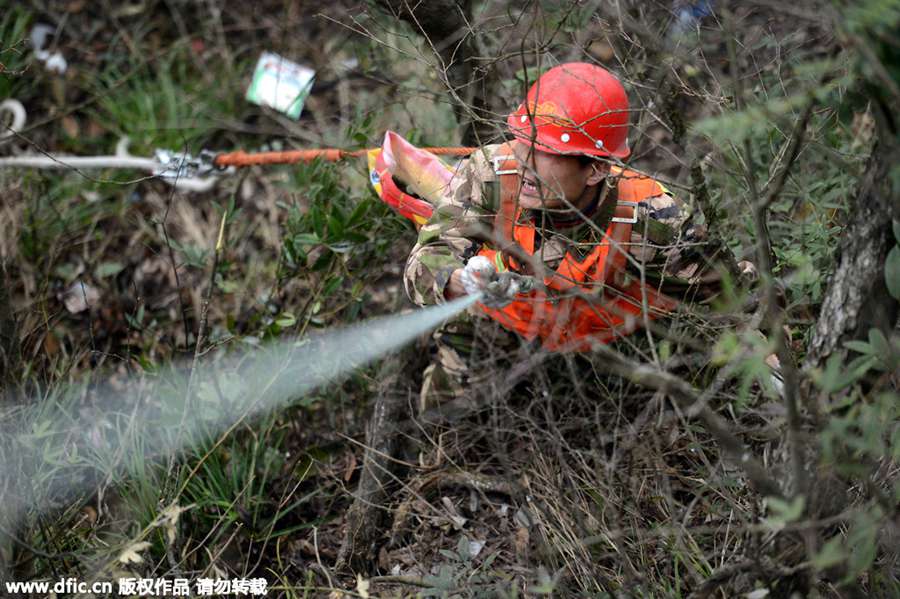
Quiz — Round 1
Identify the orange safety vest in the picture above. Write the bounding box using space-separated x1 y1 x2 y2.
476 142 678 351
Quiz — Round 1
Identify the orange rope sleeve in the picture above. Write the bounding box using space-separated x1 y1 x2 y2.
419 146 478 156
213 146 476 167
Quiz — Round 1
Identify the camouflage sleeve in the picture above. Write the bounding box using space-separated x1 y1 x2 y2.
403 146 501 305
629 191 734 301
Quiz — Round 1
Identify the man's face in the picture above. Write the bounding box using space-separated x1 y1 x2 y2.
512 141 608 210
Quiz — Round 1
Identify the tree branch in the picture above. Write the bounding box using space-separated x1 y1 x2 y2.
586 342 784 500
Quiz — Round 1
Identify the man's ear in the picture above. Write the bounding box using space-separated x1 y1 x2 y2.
586 161 610 186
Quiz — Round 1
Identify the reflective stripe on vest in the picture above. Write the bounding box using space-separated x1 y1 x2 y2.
476 141 678 351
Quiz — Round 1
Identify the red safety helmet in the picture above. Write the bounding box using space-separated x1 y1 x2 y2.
507 62 630 158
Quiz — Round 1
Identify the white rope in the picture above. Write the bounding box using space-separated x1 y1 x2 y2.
0 132 221 192
0 99 27 139
0 154 161 170
2 96 220 191
0 153 219 192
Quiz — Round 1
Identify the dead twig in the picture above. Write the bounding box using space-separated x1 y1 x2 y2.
586 340 784 500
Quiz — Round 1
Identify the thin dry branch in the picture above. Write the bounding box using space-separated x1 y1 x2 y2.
585 341 784 500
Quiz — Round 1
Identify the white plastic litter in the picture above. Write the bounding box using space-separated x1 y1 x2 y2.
42 52 68 75
246 52 315 119
30 23 68 74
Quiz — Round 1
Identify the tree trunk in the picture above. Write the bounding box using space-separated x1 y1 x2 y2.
804 131 900 370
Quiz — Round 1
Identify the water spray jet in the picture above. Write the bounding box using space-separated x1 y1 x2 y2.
0 293 480 535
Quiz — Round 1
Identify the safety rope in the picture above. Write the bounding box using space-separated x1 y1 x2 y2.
213 146 476 167
1 99 476 191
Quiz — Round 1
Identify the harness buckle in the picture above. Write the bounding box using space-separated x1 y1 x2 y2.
491 154 517 175
611 201 638 224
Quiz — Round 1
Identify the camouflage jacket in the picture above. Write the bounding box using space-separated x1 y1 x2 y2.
404 144 724 306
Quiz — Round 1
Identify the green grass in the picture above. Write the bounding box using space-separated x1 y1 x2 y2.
0 8 32 99
92 52 244 156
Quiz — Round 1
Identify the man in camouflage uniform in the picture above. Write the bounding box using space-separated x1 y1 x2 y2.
394 63 726 406
405 147 712 304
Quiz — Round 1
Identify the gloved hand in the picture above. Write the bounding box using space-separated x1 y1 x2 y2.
459 256 525 308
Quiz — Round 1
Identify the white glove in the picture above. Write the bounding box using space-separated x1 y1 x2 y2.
459 256 521 308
